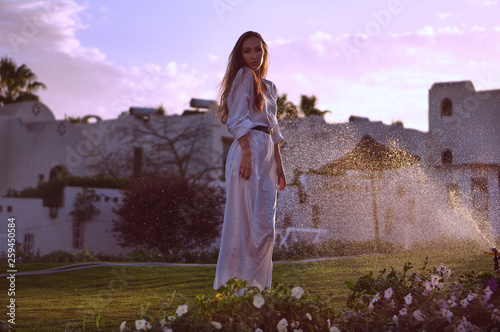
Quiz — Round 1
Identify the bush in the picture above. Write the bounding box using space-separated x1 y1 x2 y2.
40 250 78 263
117 262 500 331
5 174 129 207
273 240 401 261
112 173 225 253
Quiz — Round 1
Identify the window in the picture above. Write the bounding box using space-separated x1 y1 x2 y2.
446 183 460 209
312 205 320 229
442 149 453 164
471 178 489 233
471 178 489 213
409 199 416 224
73 220 84 249
441 98 452 116
385 208 393 235
49 165 69 180
24 233 34 253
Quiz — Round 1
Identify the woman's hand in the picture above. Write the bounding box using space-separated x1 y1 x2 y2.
239 149 253 180
274 143 286 191
276 163 286 191
238 134 253 180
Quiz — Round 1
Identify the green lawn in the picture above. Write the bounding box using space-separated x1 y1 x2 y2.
0 248 493 331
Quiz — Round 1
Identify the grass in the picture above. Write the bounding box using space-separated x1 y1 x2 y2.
0 247 494 331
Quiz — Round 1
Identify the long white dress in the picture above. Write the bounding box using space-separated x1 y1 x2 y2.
214 67 284 290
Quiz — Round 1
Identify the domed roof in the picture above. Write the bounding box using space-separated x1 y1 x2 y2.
0 101 55 124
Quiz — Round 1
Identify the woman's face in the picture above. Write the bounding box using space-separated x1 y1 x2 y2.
241 36 264 71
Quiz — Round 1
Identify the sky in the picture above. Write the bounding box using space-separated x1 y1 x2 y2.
0 0 499 132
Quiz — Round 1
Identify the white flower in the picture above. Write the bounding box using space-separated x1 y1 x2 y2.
447 300 457 308
371 292 380 303
467 293 476 302
404 293 413 306
277 318 288 332
413 309 426 322
399 307 408 316
293 329 303 332
253 294 265 309
423 281 433 295
306 313 312 320
368 302 374 310
211 321 222 329
460 298 469 308
168 315 176 321
176 304 188 317
120 321 127 332
484 286 494 302
330 327 340 332
291 286 305 299
135 319 151 331
384 288 393 300
162 328 173 332
430 274 441 286
389 300 396 309
450 294 458 302
441 308 453 323
455 324 467 332
437 263 446 272
492 308 500 322
443 268 452 277
415 276 422 282
392 315 398 322
255 329 264 332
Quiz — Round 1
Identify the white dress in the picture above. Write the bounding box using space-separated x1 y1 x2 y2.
214 67 284 290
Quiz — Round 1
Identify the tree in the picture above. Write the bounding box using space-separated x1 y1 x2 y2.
299 95 330 117
88 114 223 181
277 93 298 119
0 57 46 105
112 173 225 252
70 188 101 223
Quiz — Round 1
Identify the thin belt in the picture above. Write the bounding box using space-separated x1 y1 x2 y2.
252 125 271 135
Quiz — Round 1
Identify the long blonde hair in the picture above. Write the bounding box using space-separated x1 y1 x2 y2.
217 31 269 124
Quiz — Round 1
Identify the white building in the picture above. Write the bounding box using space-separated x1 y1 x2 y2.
0 80 499 254
276 80 500 248
0 101 233 255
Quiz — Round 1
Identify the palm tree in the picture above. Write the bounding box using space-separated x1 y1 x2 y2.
299 95 330 117
277 93 298 119
0 57 47 106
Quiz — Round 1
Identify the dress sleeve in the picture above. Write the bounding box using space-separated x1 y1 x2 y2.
226 67 255 140
270 82 285 145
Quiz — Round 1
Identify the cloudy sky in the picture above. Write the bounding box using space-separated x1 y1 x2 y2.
0 0 499 131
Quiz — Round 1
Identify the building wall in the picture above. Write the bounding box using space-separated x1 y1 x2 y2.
1 80 499 254
0 186 126 255
277 81 500 248
428 81 500 166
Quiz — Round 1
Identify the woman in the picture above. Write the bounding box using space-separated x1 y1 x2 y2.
214 31 286 291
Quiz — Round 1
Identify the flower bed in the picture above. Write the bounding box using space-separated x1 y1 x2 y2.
118 261 500 331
